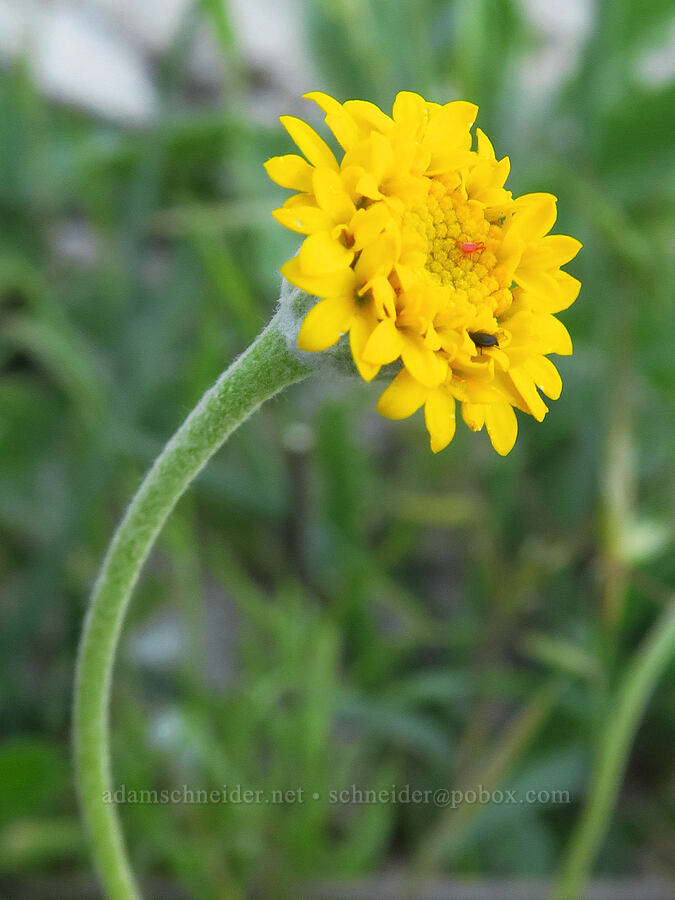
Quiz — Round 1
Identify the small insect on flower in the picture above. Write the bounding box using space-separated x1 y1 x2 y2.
459 241 486 255
469 331 499 350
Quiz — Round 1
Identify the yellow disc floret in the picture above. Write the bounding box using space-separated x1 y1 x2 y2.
265 91 582 455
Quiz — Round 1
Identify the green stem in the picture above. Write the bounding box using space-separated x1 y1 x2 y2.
553 600 675 900
73 315 309 899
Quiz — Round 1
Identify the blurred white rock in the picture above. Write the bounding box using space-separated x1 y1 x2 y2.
129 611 184 667
0 0 314 125
519 0 592 37
49 218 99 268
636 17 675 88
33 5 156 123
0 0 26 59
517 0 594 100
0 1 157 124
89 0 190 54
226 0 316 118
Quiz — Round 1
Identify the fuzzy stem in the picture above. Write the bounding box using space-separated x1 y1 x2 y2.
74 315 309 899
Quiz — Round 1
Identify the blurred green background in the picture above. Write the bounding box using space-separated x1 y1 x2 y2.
1 0 673 897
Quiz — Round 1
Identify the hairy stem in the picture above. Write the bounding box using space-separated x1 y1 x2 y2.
74 315 309 899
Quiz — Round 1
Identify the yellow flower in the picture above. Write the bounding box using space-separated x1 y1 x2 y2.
266 92 581 455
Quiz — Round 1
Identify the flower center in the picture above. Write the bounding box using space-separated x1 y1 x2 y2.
403 179 511 316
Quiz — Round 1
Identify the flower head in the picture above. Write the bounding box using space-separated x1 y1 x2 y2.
266 92 581 455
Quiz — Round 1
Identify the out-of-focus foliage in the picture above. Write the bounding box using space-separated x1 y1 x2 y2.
1 0 673 897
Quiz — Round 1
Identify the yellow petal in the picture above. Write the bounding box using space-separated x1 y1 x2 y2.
303 91 359 149
264 154 314 191
312 167 356 222
298 297 354 352
492 370 530 412
350 307 381 381
424 390 456 453
273 205 334 234
297 296 354 351
512 193 557 241
488 346 511 371
454 373 502 404
298 232 353 275
351 203 392 251
303 91 342 116
355 172 383 200
342 100 393 137
524 355 562 400
466 158 510 196
401 333 444 387
425 149 477 176
281 258 354 297
425 101 477 150
485 402 518 455
501 308 535 344
325 112 360 150
513 267 561 302
508 368 549 422
533 313 573 355
493 156 511 186
369 131 395 180
476 127 495 159
473 186 512 208
394 263 418 292
524 235 582 269
461 401 485 431
280 115 339 170
369 275 397 318
283 192 317 208
549 271 581 312
354 232 398 285
392 91 428 132
362 317 404 365
377 369 428 419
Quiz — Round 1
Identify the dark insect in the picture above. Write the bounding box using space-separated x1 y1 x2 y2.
468 331 499 349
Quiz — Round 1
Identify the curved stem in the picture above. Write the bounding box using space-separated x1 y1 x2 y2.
74 315 309 899
553 600 675 900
